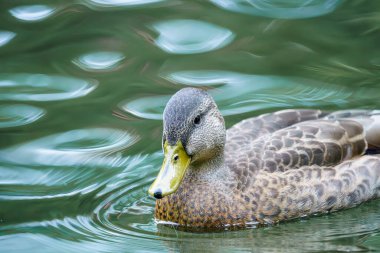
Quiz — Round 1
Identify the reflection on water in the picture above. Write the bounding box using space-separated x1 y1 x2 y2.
152 20 235 54
1 0 380 252
85 0 165 8
0 31 16 47
210 0 343 19
72 51 126 71
0 74 97 101
0 128 138 167
0 104 45 128
121 95 168 120
9 5 56 22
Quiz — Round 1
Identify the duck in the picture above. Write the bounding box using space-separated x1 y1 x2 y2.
148 87 380 230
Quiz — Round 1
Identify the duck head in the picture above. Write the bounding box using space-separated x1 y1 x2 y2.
148 88 226 199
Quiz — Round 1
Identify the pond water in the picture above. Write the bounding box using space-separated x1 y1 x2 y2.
1 0 380 252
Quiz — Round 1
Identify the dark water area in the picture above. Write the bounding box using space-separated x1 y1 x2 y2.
1 0 380 252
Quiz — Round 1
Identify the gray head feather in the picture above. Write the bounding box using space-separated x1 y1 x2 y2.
163 88 213 146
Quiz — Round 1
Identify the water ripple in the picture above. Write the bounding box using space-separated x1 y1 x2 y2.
0 74 97 101
152 20 235 54
0 104 45 128
0 128 140 208
9 5 56 22
0 31 16 47
210 0 343 19
0 152 163 248
0 128 138 168
121 95 167 120
121 70 356 120
84 0 165 8
72 51 126 71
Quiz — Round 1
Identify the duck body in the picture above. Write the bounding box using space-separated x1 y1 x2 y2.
150 88 380 229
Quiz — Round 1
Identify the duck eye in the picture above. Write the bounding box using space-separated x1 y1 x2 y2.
194 115 201 125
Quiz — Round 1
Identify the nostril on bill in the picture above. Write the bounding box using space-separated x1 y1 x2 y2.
154 190 163 199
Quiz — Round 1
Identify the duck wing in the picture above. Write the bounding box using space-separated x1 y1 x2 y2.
258 119 367 173
251 155 380 223
226 109 379 174
225 109 323 159
324 110 380 149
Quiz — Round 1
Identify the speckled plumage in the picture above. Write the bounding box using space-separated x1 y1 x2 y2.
154 88 380 230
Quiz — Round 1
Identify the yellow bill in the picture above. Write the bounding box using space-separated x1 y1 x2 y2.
148 140 191 199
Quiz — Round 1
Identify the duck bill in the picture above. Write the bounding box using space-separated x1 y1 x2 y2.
148 141 191 199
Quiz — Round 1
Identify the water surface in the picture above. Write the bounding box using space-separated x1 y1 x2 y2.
1 0 380 252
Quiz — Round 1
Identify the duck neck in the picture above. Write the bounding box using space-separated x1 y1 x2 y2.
186 150 231 184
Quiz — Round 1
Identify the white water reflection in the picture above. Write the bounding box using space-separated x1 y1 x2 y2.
210 0 343 19
0 128 138 167
121 70 355 120
85 0 164 7
121 95 167 120
0 74 97 101
152 20 235 54
9 5 56 22
0 104 45 128
0 31 16 47
72 51 125 71
0 165 51 186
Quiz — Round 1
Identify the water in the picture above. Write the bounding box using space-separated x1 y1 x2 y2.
1 0 380 252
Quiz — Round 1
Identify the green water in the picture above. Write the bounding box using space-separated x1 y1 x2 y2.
1 0 380 252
